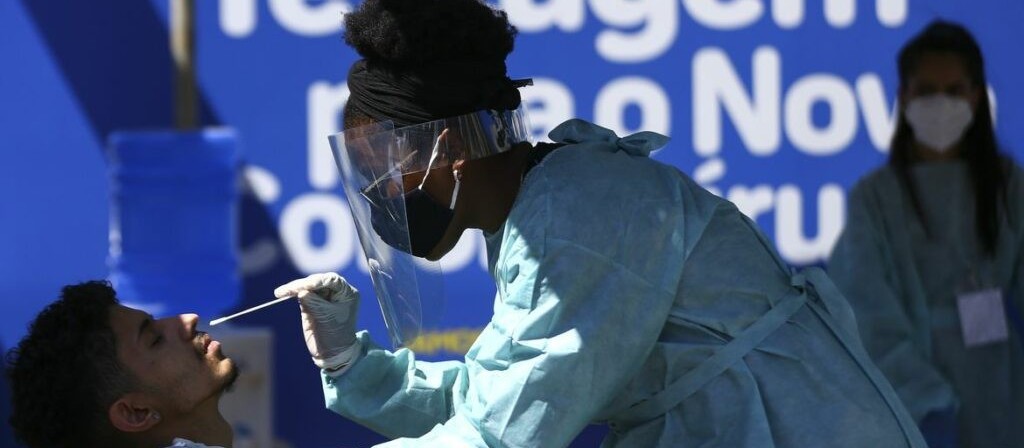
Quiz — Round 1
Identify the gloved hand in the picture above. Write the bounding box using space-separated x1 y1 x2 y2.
274 273 361 373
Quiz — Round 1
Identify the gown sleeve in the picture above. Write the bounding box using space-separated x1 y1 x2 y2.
828 180 957 422
322 190 680 447
320 331 473 439
376 236 678 447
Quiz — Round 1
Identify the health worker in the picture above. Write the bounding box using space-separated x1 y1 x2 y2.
276 0 928 446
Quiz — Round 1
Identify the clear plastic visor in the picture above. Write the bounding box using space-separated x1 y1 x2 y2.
345 106 532 204
327 106 531 347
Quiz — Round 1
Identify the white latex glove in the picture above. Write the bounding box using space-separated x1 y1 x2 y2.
274 273 361 373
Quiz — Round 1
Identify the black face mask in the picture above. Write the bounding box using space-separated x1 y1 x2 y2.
369 187 453 258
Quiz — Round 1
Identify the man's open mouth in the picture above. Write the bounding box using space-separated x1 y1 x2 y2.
195 331 211 355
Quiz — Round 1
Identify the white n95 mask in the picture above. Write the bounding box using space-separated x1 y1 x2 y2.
904 94 974 152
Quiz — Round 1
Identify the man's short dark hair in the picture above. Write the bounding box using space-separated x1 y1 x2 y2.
5 281 137 448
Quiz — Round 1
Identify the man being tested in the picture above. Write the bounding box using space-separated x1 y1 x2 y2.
5 281 238 448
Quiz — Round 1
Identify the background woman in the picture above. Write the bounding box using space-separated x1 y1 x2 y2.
829 20 1024 448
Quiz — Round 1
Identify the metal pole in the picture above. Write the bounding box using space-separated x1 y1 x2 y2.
172 0 197 129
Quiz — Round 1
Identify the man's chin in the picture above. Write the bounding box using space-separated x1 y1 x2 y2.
218 360 240 393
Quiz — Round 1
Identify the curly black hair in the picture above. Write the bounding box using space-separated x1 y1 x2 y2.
343 0 517 71
342 0 519 130
5 281 136 448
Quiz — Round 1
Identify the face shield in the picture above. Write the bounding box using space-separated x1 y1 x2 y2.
328 106 532 347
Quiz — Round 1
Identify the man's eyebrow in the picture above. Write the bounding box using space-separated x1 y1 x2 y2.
137 316 153 344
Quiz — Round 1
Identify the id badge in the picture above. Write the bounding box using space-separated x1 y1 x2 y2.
956 288 1009 348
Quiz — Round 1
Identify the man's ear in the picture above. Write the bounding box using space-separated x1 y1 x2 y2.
109 394 162 433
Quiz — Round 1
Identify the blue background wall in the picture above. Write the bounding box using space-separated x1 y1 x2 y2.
2 1 1023 446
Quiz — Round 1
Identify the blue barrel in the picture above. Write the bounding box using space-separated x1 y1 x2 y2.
107 128 240 319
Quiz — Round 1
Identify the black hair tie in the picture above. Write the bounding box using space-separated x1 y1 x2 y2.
348 59 532 128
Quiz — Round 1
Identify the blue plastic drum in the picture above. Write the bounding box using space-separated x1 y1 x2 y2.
107 128 240 318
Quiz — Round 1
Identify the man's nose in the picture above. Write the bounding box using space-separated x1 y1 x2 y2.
179 313 199 339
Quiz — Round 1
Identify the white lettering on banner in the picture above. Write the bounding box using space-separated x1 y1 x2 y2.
280 193 357 274
823 0 854 27
245 165 282 204
496 0 908 63
591 0 678 63
682 0 908 30
775 184 844 264
728 184 776 222
771 0 853 29
692 161 845 265
855 74 898 153
219 0 909 59
594 76 671 137
683 0 763 30
219 0 258 38
219 0 350 38
692 158 726 197
771 0 802 29
268 0 349 37
693 46 781 157
876 0 909 28
413 231 485 272
520 78 575 140
499 0 585 32
220 0 926 271
785 74 857 156
278 196 485 275
440 231 485 273
355 247 371 274
307 81 348 190
695 48 911 157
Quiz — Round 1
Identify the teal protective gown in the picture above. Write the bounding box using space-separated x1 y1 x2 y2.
829 160 1024 447
322 120 926 447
